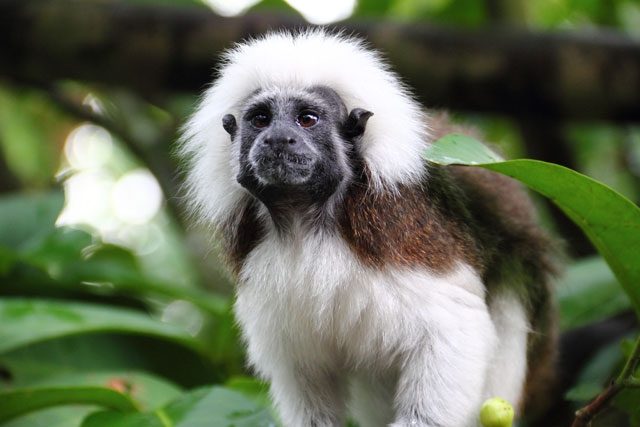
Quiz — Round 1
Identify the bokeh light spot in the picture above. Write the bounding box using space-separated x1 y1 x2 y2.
111 169 163 225
285 0 356 24
202 0 261 16
64 124 113 170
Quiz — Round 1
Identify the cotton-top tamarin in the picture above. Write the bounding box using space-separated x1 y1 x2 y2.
179 30 557 427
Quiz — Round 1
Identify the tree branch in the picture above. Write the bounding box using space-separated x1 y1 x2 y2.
2 0 640 122
572 335 640 427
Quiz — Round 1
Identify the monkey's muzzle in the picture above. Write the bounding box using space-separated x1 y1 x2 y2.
250 135 316 186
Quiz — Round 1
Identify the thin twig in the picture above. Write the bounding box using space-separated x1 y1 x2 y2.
617 333 640 381
571 381 622 427
571 335 640 427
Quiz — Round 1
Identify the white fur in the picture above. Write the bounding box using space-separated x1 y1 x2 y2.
179 30 429 227
234 223 515 426
483 292 530 412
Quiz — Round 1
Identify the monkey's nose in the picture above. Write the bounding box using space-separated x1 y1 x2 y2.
263 137 297 147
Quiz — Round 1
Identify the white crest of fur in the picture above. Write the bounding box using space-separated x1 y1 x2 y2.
179 29 429 226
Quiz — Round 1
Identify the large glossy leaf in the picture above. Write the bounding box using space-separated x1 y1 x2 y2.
0 370 182 426
9 371 182 409
425 134 640 313
81 386 277 427
0 299 205 356
0 334 221 390
0 386 138 423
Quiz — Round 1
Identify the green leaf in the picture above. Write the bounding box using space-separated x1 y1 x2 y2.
424 134 505 164
0 373 175 427
81 411 166 427
11 371 183 409
565 340 624 401
81 386 277 427
0 334 221 390
0 298 204 356
15 226 227 317
0 192 63 251
0 406 96 427
557 257 631 330
21 227 94 279
0 386 138 423
70 243 228 315
615 388 640 426
0 87 63 187
225 376 271 407
0 245 17 275
425 134 640 313
564 382 604 402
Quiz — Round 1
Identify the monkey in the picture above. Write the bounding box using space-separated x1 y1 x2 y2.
179 30 557 427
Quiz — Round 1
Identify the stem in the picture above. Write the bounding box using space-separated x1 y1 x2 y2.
571 382 621 427
617 334 640 382
571 335 640 427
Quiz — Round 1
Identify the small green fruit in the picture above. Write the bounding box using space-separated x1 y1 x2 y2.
479 397 514 427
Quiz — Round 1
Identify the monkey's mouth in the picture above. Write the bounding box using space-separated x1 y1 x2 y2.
251 152 315 186
269 152 312 165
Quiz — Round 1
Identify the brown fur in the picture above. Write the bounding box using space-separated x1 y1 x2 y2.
338 167 486 274
221 198 264 277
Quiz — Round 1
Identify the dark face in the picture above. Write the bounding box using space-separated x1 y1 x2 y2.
223 86 372 210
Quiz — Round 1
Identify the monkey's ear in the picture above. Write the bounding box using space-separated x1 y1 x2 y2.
222 114 237 139
343 108 373 139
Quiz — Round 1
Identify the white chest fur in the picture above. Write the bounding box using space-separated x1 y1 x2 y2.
234 227 527 427
236 226 488 372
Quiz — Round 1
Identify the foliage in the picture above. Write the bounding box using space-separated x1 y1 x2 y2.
0 191 271 426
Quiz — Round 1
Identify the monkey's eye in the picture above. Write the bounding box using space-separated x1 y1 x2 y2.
296 112 319 128
250 113 271 129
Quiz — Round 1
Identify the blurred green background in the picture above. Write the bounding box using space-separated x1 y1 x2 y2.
1 0 640 426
